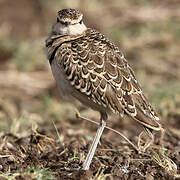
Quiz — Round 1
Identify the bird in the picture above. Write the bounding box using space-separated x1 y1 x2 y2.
45 8 162 170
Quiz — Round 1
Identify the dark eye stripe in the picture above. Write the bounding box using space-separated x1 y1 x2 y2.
64 22 69 26
60 21 69 26
57 18 70 26
79 19 83 24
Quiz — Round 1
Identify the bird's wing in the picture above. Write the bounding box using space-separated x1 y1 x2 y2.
50 29 161 131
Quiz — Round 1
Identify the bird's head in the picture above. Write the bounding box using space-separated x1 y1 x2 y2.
52 8 87 36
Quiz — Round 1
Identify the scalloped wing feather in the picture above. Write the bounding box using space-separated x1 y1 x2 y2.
46 29 161 131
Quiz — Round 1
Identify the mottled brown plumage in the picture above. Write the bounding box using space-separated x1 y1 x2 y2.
45 8 162 170
46 28 161 130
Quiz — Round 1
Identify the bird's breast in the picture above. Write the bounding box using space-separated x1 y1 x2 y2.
51 58 74 98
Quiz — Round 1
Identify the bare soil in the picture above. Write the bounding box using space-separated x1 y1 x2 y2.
0 115 179 179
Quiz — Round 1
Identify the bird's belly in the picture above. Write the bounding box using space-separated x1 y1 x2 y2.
72 89 109 114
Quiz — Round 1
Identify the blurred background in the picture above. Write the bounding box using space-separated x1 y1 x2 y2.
0 0 180 137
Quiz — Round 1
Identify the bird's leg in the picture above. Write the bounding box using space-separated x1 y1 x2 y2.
138 127 154 152
76 111 139 151
82 113 107 170
159 127 165 145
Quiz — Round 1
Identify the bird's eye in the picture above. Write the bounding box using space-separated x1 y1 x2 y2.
56 18 60 22
79 19 83 24
64 22 69 26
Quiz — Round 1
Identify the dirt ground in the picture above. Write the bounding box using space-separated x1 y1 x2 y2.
0 0 179 179
0 116 179 180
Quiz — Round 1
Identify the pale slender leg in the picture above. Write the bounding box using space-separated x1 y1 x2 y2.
82 113 107 170
159 127 165 145
138 127 154 152
76 111 138 151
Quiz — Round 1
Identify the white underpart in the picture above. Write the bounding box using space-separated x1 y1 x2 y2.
59 26 68 35
68 22 87 35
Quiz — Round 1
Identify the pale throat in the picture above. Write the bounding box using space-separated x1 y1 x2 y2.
68 23 87 36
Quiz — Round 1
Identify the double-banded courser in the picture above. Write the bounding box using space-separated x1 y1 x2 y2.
46 8 162 170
